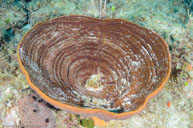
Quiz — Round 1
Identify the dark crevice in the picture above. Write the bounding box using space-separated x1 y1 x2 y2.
33 109 37 112
109 108 124 113
24 0 32 3
38 99 43 103
45 103 60 111
45 118 49 123
3 28 14 42
23 7 30 26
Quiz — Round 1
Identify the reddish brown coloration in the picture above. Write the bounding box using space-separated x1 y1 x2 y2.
167 101 171 107
18 95 55 128
18 15 171 121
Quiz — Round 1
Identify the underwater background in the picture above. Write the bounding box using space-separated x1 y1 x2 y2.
0 0 193 128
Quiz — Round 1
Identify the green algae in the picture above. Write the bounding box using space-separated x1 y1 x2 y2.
80 118 94 128
5 18 10 24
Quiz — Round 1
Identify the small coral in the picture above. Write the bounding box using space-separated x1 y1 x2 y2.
18 95 56 128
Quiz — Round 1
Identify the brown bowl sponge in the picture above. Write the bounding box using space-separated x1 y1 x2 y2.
17 15 171 121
